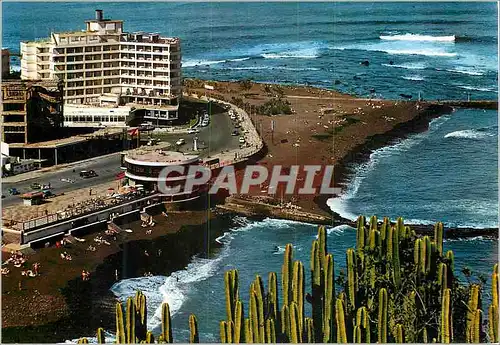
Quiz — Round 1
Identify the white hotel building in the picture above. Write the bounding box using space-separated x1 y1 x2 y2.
20 10 182 127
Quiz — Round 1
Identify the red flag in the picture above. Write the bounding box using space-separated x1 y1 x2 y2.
128 128 139 136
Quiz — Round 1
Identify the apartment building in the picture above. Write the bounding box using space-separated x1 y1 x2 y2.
1 80 63 144
20 10 182 127
2 48 10 78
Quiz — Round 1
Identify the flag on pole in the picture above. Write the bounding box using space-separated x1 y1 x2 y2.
128 127 139 136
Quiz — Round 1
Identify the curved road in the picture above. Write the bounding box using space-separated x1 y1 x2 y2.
2 110 240 208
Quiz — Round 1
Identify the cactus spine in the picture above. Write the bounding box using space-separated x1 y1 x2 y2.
378 288 388 343
189 314 199 343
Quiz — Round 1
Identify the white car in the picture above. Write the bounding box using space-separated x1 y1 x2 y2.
202 120 209 127
176 138 186 145
239 137 245 144
187 128 199 134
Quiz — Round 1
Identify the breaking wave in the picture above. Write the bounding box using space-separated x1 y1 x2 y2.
382 62 427 70
401 75 424 81
380 33 456 42
444 129 496 140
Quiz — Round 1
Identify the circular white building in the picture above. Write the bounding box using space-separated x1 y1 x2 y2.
122 148 203 204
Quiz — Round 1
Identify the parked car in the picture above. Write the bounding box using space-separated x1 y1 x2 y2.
30 182 42 189
176 138 186 146
239 137 246 144
8 188 20 195
42 190 55 198
187 128 199 134
232 130 239 136
80 170 98 178
234 123 241 129
201 121 209 127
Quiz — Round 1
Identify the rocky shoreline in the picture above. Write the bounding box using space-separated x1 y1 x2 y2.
2 81 497 342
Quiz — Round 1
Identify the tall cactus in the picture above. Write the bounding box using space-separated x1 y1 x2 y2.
292 261 305 340
378 288 388 343
434 222 444 256
234 300 244 343
145 331 154 344
265 319 276 344
356 216 366 266
466 284 481 342
488 304 498 343
282 244 293 307
289 302 301 343
126 297 136 344
97 327 106 344
162 303 173 343
440 288 452 343
395 324 404 343
392 223 401 288
245 318 253 343
189 314 199 343
225 269 240 323
304 318 314 343
346 248 357 310
335 298 347 343
77 338 89 344
310 240 323 342
438 263 448 296
134 291 147 341
323 254 335 342
115 302 126 344
267 272 279 324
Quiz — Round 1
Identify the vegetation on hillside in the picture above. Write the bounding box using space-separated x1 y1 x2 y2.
75 216 498 343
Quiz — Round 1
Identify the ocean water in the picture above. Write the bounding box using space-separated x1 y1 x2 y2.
3 2 498 342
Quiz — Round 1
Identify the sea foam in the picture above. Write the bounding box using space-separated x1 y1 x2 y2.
380 34 456 42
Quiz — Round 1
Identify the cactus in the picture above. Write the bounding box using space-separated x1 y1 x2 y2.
265 319 276 343
189 314 199 343
395 324 404 343
318 225 327 270
77 338 89 344
289 302 300 343
445 250 455 273
438 263 448 296
305 318 314 343
267 272 279 324
387 226 394 262
378 288 388 343
161 303 173 343
392 223 401 288
283 244 293 307
335 298 347 343
115 302 126 344
423 327 428 343
96 327 105 344
440 288 452 343
488 304 498 343
245 318 253 343
234 300 244 343
133 291 147 341
472 309 482 343
355 306 370 343
249 286 260 343
253 276 266 343
353 325 361 343
126 297 136 344
434 222 444 256
424 236 432 275
356 216 366 265
225 269 240 323
281 304 290 343
292 261 304 340
369 215 378 231
323 254 335 342
310 240 323 342
146 331 154 343
346 248 357 310
492 265 499 308
220 321 228 343
466 284 481 342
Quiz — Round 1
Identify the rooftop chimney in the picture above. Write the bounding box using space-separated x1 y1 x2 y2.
95 9 103 21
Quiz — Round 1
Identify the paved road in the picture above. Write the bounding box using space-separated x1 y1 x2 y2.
2 154 122 208
151 110 241 158
2 109 240 207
